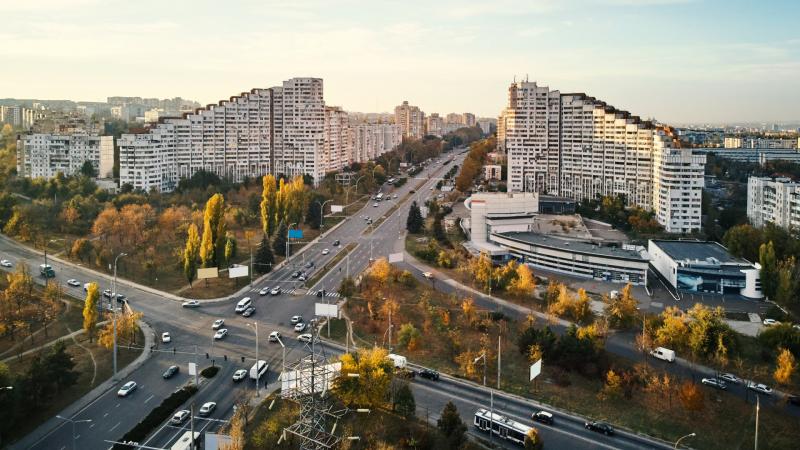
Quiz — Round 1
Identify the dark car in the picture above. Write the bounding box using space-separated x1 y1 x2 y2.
333 240 340 247
305 261 314 269
163 365 179 379
242 306 256 317
585 421 614 436
418 369 440 381
291 271 300 278
789 395 800 406
532 411 554 425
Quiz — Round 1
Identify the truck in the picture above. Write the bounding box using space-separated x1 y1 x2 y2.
170 431 200 450
388 354 415 379
650 347 676 363
39 264 55 278
376 193 384 201
250 360 268 380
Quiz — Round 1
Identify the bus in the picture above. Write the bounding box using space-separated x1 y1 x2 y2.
39 264 55 278
170 431 200 450
250 360 268 380
376 193 384 201
473 408 531 446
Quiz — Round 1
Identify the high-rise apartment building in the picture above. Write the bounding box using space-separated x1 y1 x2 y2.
17 133 114 179
462 112 476 127
747 177 800 230
724 136 797 149
502 81 705 233
394 101 425 139
323 106 352 173
445 113 462 125
119 77 326 192
352 123 403 162
426 113 444 137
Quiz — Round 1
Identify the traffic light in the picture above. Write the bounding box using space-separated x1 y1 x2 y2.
241 356 245 363
224 355 227 361
205 353 209 359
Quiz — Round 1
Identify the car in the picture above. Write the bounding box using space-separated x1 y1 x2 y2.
393 194 398 199
102 289 113 298
182 300 200 308
0 260 12 268
298 274 307 282
269 331 282 342
322 248 330 255
701 377 728 390
161 332 171 343
418 369 440 381
422 272 433 279
585 421 614 435
163 365 180 379
66 279 81 287
373 203 379 207
170 410 191 425
235 297 251 313
115 294 127 303
291 315 303 324
718 373 742 385
763 318 780 326
366 219 373 224
214 329 228 340
749 382 773 395
787 395 800 406
198 402 217 416
232 369 248 382
305 261 315 269
259 287 270 296
298 333 313 343
333 240 340 247
364 216 370 221
531 411 555 425
291 271 300 278
294 322 306 332
117 381 137 397
212 319 225 330
270 287 281 296
242 306 256 317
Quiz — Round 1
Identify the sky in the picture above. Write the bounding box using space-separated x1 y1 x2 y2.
1 0 798 124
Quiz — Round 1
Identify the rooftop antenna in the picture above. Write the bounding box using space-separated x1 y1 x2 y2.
513 75 516 83
526 73 529 82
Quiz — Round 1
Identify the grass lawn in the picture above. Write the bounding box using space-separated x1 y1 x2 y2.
5 327 144 444
0 294 85 359
338 268 800 450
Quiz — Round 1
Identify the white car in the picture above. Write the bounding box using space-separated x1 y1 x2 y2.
373 203 379 207
198 402 217 416
322 249 330 255
212 319 224 330
718 373 742 385
161 332 171 343
259 287 270 296
294 322 306 332
291 315 303 324
748 383 773 395
270 287 281 296
423 272 433 279
102 289 113 298
269 331 281 342
763 318 780 326
66 279 81 287
232 369 248 382
0 260 12 268
393 194 398 199
170 410 190 425
214 329 228 340
298 333 313 343
117 381 137 397
298 274 307 282
701 377 727 390
182 300 200 308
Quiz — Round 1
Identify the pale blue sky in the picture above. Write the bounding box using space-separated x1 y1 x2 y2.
1 0 798 123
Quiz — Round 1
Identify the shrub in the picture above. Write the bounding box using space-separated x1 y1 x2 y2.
200 365 220 378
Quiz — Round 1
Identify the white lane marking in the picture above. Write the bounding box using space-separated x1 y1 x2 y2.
109 421 121 432
115 403 120 408
89 423 95 429
75 434 81 439
103 412 109 418
144 394 154 404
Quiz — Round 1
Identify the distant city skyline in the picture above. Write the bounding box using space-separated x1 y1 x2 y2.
1 0 798 123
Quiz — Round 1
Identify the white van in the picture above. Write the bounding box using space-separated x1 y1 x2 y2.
650 347 676 363
250 360 268 380
387 353 407 369
235 297 252 313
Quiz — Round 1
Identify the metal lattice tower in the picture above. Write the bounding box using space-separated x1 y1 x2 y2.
283 323 347 450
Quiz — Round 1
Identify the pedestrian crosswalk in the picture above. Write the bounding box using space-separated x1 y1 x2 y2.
308 290 341 298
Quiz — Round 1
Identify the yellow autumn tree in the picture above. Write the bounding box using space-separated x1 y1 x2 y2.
774 347 797 386
508 263 536 298
98 310 143 349
599 369 622 400
260 174 278 236
656 306 689 349
370 258 392 285
83 282 100 342
199 193 226 267
605 283 639 329
334 347 393 407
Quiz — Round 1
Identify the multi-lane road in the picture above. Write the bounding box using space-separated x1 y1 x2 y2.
7 149 678 450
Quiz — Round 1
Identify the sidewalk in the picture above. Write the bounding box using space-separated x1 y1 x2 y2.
11 320 155 450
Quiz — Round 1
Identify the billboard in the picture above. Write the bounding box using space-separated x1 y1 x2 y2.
229 265 249 278
388 252 403 263
331 205 344 213
529 359 542 381
315 303 339 318
288 229 303 239
197 267 219 279
281 362 341 397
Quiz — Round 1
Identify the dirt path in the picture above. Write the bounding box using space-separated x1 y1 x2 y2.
66 323 98 387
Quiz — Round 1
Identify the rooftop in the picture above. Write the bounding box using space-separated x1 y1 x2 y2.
495 232 647 261
650 240 749 265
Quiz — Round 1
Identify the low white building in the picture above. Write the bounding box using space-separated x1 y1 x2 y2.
16 133 114 179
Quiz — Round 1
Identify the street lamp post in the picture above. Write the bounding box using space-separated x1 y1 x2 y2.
674 432 696 449
112 252 127 379
287 222 298 266
319 199 332 229
275 335 286 381
346 175 367 212
474 352 493 442
246 322 259 397
56 416 91 450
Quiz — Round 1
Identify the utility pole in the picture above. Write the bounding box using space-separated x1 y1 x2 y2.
194 345 198 386
497 335 501 390
247 322 260 397
112 252 127 379
190 402 195 450
755 395 760 450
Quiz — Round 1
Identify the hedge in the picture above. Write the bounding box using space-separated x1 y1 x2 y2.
200 366 220 378
113 385 198 449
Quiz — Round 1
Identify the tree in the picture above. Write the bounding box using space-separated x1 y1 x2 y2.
655 306 689 350
260 174 278 236
678 381 704 411
334 347 393 407
38 282 63 337
508 263 536 298
397 323 421 350
79 160 96 177
774 347 797 386
83 282 100 342
393 382 416 418
70 237 93 262
437 401 466 450
98 310 142 350
436 250 454 268
759 241 778 300
775 257 800 311
223 233 237 267
338 276 356 298
370 258 392 285
599 369 622 400
183 223 201 286
255 233 274 273
273 221 288 258
524 427 544 450
221 404 246 450
200 193 226 267
406 201 423 233
305 192 325 229
605 284 639 329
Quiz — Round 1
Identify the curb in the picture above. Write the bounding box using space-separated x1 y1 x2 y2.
11 320 155 450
